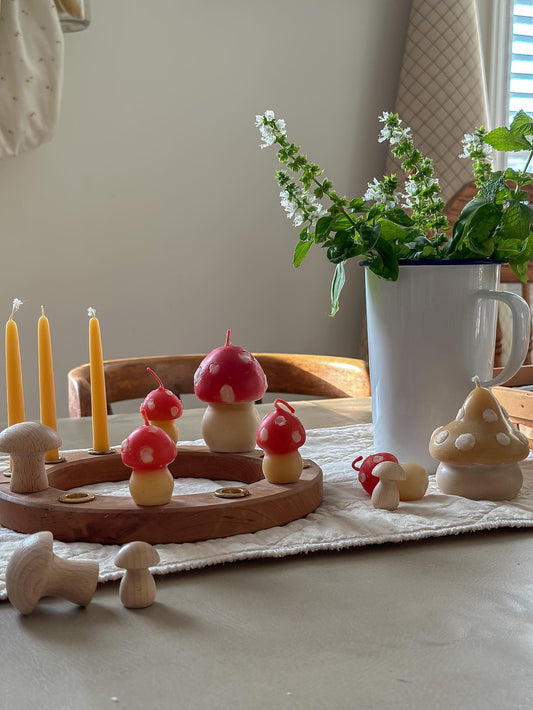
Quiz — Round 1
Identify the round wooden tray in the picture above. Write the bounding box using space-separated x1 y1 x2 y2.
0 447 323 544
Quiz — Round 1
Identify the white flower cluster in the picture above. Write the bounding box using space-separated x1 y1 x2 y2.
255 110 286 149
459 132 492 160
401 175 439 209
377 111 411 145
280 186 326 227
363 178 398 209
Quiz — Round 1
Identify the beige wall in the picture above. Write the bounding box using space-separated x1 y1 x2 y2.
0 0 411 419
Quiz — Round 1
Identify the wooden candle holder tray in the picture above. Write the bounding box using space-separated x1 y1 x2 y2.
0 447 323 545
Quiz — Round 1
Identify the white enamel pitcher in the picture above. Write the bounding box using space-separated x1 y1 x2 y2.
365 262 531 473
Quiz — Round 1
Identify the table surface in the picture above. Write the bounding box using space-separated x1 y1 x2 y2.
1 399 531 710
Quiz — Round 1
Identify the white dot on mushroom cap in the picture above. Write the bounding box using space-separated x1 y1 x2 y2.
496 432 511 446
456 407 465 421
292 431 302 443
455 433 476 451
165 389 173 396
275 415 287 426
148 425 159 433
483 408 498 422
147 398 155 410
171 406 180 417
360 472 366 482
193 367 202 384
220 384 235 403
120 439 129 452
140 447 154 464
434 429 449 445
374 455 384 462
209 363 220 375
238 352 253 363
260 427 268 442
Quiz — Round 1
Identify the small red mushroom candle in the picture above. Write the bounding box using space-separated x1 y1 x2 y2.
194 330 268 452
256 399 306 483
140 368 183 444
120 412 177 506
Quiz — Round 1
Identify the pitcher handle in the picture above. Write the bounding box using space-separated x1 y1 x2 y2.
477 289 531 388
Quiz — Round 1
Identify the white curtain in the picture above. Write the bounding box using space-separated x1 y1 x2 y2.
386 0 488 201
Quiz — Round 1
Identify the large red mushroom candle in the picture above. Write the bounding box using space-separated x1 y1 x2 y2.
256 399 306 483
120 413 177 506
194 330 268 452
140 368 183 444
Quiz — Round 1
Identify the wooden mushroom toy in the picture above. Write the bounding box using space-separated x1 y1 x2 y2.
120 413 177 506
140 368 183 444
370 460 406 511
115 541 160 609
6 531 99 615
194 330 268 452
429 378 529 500
0 421 61 493
256 399 306 483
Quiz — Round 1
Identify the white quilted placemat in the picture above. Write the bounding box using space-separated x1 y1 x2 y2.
0 423 532 600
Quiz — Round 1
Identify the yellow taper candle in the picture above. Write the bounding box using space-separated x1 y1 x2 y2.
5 299 25 426
88 307 110 453
38 306 61 462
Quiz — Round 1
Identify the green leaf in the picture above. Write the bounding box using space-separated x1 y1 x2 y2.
349 198 366 212
379 219 408 243
510 110 533 136
484 127 532 152
293 239 312 267
383 208 415 226
329 261 346 316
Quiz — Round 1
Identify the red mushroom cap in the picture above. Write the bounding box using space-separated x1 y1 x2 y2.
256 399 306 454
140 368 183 421
194 330 267 404
121 419 177 471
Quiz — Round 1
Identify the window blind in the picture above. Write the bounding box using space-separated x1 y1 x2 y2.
509 0 533 167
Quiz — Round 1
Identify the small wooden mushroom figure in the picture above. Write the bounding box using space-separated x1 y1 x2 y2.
370 460 406 511
115 541 160 609
0 421 61 493
429 378 529 500
6 531 99 615
140 368 183 444
194 330 268 452
256 399 306 483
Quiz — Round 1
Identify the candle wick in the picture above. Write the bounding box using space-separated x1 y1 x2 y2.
87 306 96 319
9 298 24 320
41 305 45 318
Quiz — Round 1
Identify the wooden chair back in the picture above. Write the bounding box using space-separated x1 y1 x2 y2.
68 353 370 417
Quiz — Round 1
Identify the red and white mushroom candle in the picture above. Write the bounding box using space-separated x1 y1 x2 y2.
120 412 177 506
140 368 183 444
256 399 306 483
194 330 268 452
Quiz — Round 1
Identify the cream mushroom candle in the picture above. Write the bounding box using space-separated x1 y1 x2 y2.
140 368 183 444
429 378 529 500
120 413 177 506
194 330 268 452
256 399 306 483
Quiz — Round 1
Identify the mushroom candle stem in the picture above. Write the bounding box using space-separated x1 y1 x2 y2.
88 307 110 453
38 307 60 462
5 299 25 426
